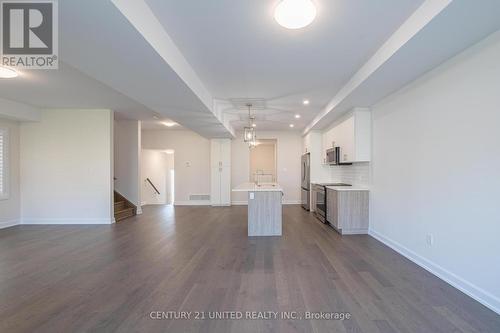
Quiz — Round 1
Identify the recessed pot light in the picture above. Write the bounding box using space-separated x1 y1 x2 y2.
295 114 301 119
252 123 257 127
162 122 177 127
303 99 310 105
0 66 18 79
289 124 295 128
274 0 317 30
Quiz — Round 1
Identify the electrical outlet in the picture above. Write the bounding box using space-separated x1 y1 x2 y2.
249 192 254 200
426 234 434 246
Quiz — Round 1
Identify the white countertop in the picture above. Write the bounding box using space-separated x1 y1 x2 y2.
325 185 370 192
232 182 284 192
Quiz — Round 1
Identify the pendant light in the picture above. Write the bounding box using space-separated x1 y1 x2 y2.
243 104 257 148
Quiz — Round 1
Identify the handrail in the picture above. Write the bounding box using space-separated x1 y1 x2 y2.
146 178 160 195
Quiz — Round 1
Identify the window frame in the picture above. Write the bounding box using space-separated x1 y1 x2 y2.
0 127 9 200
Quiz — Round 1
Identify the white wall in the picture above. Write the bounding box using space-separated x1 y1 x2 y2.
114 119 141 211
20 109 114 224
141 149 174 205
0 119 20 228
370 31 500 313
302 131 331 183
232 131 302 204
142 129 210 205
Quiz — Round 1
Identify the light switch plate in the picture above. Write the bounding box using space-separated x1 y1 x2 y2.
249 192 254 200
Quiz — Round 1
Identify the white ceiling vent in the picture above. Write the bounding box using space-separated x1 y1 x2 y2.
229 98 267 110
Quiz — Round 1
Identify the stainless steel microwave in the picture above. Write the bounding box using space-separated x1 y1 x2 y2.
326 147 339 164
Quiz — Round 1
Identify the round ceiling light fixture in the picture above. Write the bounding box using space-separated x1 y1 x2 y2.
0 66 18 79
274 0 317 30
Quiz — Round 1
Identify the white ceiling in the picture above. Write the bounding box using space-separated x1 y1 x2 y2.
145 0 424 131
0 61 153 118
140 118 185 131
2 0 500 138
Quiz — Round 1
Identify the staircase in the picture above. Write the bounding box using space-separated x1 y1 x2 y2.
114 191 136 222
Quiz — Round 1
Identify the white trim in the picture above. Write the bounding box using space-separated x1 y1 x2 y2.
0 219 19 229
369 229 500 315
231 200 302 205
136 207 143 215
22 218 115 225
174 200 210 206
231 201 248 205
0 127 9 200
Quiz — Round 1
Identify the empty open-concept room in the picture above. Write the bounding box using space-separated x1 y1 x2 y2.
1 0 500 332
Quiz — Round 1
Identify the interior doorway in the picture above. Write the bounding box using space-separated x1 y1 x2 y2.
249 139 277 183
141 149 175 205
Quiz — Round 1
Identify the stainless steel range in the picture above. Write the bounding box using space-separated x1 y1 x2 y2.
312 183 351 223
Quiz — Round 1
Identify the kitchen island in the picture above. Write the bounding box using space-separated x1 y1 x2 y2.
232 183 283 236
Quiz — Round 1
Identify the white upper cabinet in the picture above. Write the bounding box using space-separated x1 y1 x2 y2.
322 108 371 163
210 139 231 167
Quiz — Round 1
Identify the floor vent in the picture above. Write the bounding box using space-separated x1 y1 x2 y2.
189 194 210 201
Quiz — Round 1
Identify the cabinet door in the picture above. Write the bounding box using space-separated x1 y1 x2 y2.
337 117 355 162
210 166 221 205
220 139 231 167
210 140 221 168
220 166 231 205
326 189 339 228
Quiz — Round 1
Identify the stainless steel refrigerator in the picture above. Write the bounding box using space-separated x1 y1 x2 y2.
301 153 310 211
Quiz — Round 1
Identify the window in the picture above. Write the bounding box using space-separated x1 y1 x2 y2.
0 128 8 200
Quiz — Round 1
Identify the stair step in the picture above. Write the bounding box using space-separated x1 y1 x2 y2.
114 201 126 210
115 207 135 222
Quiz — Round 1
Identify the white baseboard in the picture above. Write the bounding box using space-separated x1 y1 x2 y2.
231 201 247 205
231 200 301 205
369 229 500 315
174 200 210 206
22 218 115 225
0 219 20 229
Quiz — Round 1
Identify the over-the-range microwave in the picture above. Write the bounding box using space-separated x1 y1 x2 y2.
326 147 352 165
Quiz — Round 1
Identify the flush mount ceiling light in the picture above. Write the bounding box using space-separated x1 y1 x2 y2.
274 0 317 30
289 124 295 128
162 122 177 127
0 66 18 79
295 114 301 119
302 99 310 105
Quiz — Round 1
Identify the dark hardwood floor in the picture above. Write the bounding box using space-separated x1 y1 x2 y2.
0 205 499 332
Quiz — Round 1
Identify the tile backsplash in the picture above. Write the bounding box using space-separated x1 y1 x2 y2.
329 162 370 186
